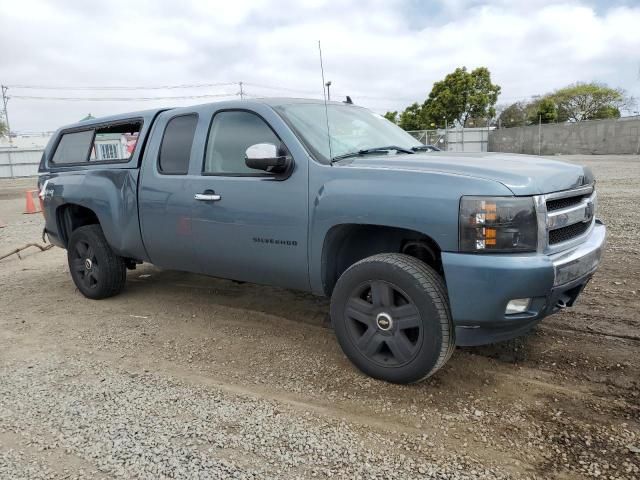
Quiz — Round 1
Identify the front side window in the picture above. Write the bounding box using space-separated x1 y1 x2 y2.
51 130 94 164
158 114 198 175
274 103 421 162
204 111 284 175
89 122 141 161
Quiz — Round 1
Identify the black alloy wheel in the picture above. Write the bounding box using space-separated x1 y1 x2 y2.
330 253 455 384
70 239 100 291
345 280 422 367
67 224 127 299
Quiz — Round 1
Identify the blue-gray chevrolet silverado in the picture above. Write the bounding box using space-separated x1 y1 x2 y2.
38 98 606 383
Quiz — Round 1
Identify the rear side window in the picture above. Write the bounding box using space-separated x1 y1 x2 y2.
51 130 94 164
158 114 198 175
89 123 141 161
51 120 142 165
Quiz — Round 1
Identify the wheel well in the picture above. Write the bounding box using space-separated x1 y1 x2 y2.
321 224 443 296
57 204 100 247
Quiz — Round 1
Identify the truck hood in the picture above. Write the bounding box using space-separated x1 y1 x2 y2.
337 152 592 196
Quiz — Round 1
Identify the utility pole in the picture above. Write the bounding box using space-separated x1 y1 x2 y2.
325 80 331 101
238 81 244 100
1 85 12 144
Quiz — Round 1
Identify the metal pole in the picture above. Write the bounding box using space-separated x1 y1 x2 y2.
238 81 244 100
444 117 448 151
325 81 331 102
7 150 14 178
1 85 12 145
538 114 542 155
486 117 490 153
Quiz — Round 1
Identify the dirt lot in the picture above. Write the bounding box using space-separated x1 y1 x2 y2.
0 155 638 479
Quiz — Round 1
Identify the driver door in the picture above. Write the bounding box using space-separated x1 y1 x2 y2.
189 108 309 290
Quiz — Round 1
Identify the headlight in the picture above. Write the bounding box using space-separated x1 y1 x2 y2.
459 196 537 253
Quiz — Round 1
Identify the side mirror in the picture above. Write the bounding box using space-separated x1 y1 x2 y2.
245 143 290 173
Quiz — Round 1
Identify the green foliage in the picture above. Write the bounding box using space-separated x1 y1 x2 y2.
592 105 620 120
497 102 529 127
0 119 7 137
497 83 626 128
398 103 426 131
421 67 501 127
551 82 628 122
529 97 558 124
383 111 398 124
392 71 630 132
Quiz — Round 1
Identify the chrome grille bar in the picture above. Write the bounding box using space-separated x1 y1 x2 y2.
534 185 597 254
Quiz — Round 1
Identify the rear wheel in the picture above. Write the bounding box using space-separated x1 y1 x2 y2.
67 225 126 299
330 253 454 384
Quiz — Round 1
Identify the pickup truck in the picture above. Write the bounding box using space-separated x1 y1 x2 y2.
38 98 606 384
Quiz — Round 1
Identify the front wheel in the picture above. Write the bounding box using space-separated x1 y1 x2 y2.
330 253 455 384
67 224 127 299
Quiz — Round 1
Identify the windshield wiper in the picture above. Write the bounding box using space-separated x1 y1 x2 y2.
411 145 441 152
331 145 415 164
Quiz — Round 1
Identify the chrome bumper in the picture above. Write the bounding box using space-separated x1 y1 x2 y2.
551 221 606 286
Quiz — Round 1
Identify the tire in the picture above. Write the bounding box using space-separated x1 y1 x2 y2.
330 253 455 384
67 224 127 300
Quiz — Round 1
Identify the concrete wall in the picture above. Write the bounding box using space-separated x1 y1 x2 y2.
488 116 640 155
0 149 42 178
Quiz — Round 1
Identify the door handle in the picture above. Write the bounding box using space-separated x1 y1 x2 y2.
194 192 221 202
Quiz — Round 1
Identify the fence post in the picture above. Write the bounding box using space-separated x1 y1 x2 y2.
538 114 542 156
444 120 448 151
7 149 14 178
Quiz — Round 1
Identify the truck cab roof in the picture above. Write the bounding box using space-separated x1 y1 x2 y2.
56 98 358 132
56 107 168 132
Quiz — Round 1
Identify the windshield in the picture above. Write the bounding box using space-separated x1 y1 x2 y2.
274 103 422 162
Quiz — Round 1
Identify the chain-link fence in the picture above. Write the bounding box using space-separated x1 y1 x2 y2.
407 128 491 152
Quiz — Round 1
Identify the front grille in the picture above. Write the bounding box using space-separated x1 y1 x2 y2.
546 195 586 211
549 221 590 245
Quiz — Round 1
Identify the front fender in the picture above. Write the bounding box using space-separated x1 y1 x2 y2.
308 167 513 294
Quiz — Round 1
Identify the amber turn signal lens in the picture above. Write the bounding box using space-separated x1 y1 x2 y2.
459 196 537 253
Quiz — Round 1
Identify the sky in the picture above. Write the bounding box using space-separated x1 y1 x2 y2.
0 0 639 132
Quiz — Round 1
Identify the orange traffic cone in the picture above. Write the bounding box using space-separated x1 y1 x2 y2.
24 190 41 214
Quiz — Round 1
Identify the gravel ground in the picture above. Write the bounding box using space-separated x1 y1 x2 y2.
0 155 639 479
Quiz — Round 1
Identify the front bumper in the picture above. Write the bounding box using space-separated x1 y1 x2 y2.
442 221 606 346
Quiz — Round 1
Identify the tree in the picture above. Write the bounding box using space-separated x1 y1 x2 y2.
550 82 629 122
592 105 621 120
497 102 530 127
398 103 426 131
422 67 501 127
0 119 7 137
383 111 398 124
529 97 558 124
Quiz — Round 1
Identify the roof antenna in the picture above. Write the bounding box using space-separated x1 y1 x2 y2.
318 40 333 162
344 96 353 104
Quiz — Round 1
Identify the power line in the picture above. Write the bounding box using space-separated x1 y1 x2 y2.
4 81 503 105
242 82 321 95
10 93 237 102
6 82 237 91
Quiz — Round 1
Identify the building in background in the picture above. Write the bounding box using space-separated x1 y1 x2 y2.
0 132 53 150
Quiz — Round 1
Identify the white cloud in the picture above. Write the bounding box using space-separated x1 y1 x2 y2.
0 0 638 131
